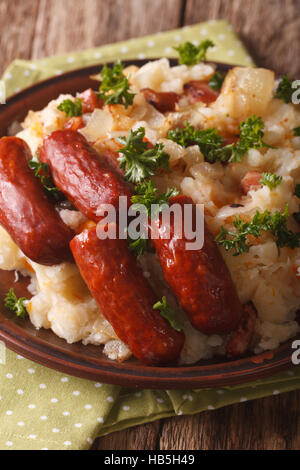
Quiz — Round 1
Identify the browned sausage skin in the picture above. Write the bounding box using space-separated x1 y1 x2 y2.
40 130 133 222
150 195 243 335
70 227 185 365
0 137 74 265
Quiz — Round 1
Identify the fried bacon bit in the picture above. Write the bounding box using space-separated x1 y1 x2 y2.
79 88 104 113
241 171 263 194
63 116 84 131
141 88 179 113
183 80 219 104
226 302 257 358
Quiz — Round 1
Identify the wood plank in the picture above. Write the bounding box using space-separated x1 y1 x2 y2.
94 389 300 450
31 0 183 59
159 390 300 450
184 0 300 77
92 421 160 450
0 0 40 73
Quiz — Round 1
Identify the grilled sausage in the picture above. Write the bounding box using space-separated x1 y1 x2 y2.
141 88 179 113
226 302 257 358
40 130 245 344
150 195 243 335
0 137 74 265
70 227 185 365
40 130 133 222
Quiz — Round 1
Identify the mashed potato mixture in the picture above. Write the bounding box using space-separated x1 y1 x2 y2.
2 58 300 363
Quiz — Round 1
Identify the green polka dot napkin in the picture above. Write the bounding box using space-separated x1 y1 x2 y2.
0 20 299 451
2 20 253 97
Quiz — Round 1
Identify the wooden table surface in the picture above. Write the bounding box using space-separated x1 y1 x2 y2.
1 0 300 450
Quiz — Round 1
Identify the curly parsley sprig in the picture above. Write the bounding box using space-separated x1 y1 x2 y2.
294 127 300 137
275 75 294 103
128 181 179 258
29 154 63 201
131 180 179 218
229 116 274 163
57 98 82 117
168 123 225 163
5 288 28 319
174 40 215 65
209 71 226 91
98 61 135 108
260 172 282 190
117 127 170 184
216 205 300 256
168 116 273 164
128 236 147 260
153 296 183 332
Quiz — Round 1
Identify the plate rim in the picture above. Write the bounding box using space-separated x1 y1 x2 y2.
0 312 296 389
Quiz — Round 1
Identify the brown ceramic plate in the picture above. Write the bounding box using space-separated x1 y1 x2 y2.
0 59 298 389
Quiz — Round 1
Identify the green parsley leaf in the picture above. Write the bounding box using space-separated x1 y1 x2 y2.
209 71 226 91
294 126 300 137
275 75 294 103
153 296 183 331
98 61 135 108
128 236 147 260
229 116 274 163
5 288 28 319
167 122 225 163
131 180 179 218
117 127 170 184
216 205 300 256
215 224 250 256
167 116 272 164
174 40 215 65
29 154 63 201
57 98 82 117
260 172 282 190
29 153 49 177
271 206 300 248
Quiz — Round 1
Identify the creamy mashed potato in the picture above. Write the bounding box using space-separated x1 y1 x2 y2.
1 59 300 363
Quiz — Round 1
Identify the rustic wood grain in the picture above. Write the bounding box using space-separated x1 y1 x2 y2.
160 391 300 450
93 390 300 450
1 0 300 451
92 421 160 450
184 0 300 77
0 0 41 72
31 0 183 59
